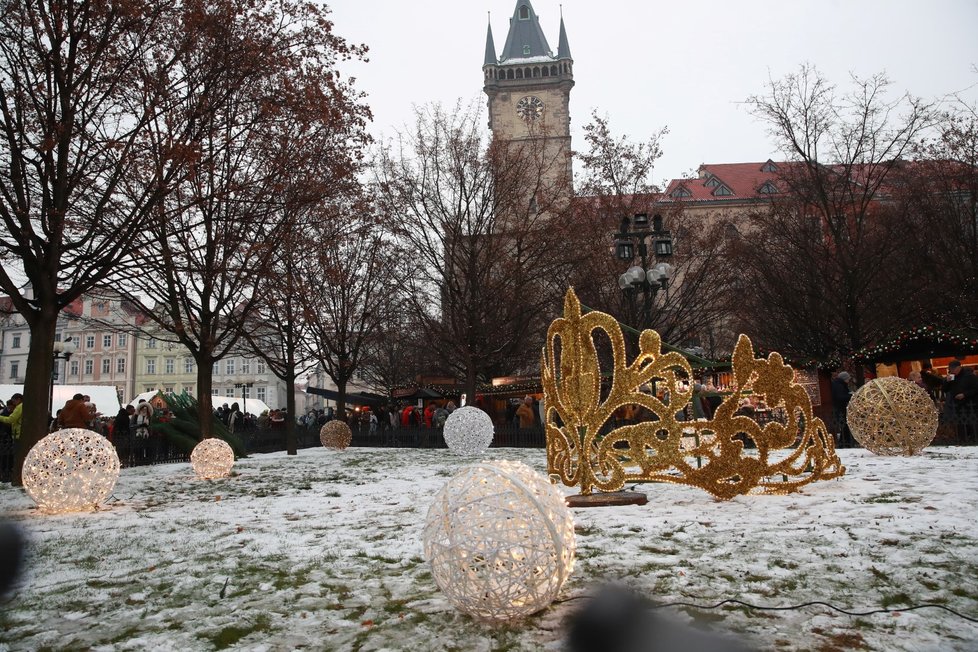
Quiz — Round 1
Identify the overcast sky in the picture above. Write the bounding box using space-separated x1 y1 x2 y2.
327 0 978 187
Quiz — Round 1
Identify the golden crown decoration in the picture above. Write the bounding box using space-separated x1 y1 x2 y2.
541 289 845 500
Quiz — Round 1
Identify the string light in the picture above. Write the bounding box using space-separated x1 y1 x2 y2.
422 460 576 623
846 377 938 455
320 421 352 450
190 438 235 479
542 288 844 500
23 428 120 514
443 407 494 455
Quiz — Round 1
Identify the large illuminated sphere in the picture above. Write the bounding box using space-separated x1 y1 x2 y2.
847 377 938 456
23 428 121 514
190 438 235 479
422 460 576 622
320 421 352 450
443 407 494 455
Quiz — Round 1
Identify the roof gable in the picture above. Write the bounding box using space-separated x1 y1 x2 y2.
500 1 554 62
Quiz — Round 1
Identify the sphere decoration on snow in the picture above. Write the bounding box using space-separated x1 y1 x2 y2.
443 406 494 455
23 428 121 514
422 460 576 623
847 377 938 456
320 420 352 450
190 438 235 479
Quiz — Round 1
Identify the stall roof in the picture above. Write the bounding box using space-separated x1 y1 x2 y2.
0 384 122 416
306 386 387 406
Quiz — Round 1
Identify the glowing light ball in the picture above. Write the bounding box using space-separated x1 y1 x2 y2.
847 377 939 456
422 460 576 622
320 421 352 450
23 428 120 514
190 438 235 479
443 407 494 455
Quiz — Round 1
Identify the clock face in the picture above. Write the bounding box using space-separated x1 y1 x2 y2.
516 95 544 121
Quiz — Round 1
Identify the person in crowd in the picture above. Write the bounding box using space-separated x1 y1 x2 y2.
445 400 457 414
433 405 449 428
257 410 270 430
690 384 710 420
944 360 978 439
919 360 945 400
58 393 91 429
83 395 98 428
423 402 436 428
516 396 536 429
133 399 153 464
908 370 924 389
227 402 243 435
113 405 132 441
831 371 853 446
0 394 24 441
368 410 378 435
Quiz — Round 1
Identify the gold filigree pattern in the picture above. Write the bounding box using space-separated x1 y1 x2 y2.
542 289 845 500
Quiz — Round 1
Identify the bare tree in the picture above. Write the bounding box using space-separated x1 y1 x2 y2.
374 100 577 400
737 65 934 378
116 0 370 439
0 0 195 483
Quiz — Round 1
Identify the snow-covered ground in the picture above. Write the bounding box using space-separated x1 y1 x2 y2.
1 446 977 651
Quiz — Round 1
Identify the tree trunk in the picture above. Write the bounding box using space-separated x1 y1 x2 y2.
13 317 57 486
335 378 347 423
284 370 297 456
196 362 214 439
465 362 477 409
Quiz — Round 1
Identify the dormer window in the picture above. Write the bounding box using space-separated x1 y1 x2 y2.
670 186 692 198
761 160 779 173
519 5 529 19
523 45 531 55
704 177 720 188
758 182 779 194
712 184 734 196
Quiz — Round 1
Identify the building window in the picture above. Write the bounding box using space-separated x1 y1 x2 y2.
519 5 529 19
523 45 530 55
704 177 720 188
9 361 18 379
102 359 111 374
117 358 126 374
103 334 112 348
118 333 127 348
226 358 235 375
758 182 779 194
185 358 194 374
146 386 156 393
164 386 174 394
185 385 194 396
86 335 95 349
165 358 175 374
11 335 20 349
212 388 219 396
256 359 266 374
71 336 80 350
256 386 266 402
85 360 94 375
713 184 734 196
147 338 157 349
70 360 79 376
212 362 219 374
761 160 779 172
146 358 156 374
241 358 251 374
670 186 692 198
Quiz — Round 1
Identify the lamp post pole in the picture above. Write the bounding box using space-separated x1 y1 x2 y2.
615 213 675 330
49 339 77 421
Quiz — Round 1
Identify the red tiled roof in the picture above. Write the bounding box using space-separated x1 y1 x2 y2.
662 161 792 202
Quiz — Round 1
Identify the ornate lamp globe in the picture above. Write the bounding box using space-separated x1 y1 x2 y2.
847 377 938 456
443 407 494 455
191 438 235 479
320 420 352 450
422 460 576 622
23 428 121 514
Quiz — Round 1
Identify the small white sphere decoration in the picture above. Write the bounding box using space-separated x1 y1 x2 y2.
23 428 120 514
320 421 352 449
422 460 576 623
190 438 235 479
443 406 494 455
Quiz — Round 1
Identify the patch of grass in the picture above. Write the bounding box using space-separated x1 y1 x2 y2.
204 613 273 649
638 544 679 555
951 586 978 600
880 592 912 608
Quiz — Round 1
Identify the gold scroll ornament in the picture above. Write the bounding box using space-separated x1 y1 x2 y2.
541 289 845 500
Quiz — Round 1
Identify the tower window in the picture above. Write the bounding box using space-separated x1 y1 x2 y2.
519 5 529 19
523 45 530 55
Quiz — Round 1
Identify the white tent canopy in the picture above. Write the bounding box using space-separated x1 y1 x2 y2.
0 384 122 417
211 396 271 415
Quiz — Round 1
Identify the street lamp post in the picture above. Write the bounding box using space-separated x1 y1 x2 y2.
615 213 675 329
50 338 77 418
233 378 255 416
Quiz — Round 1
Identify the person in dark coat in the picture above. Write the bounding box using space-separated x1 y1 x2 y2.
944 360 978 440
831 371 853 446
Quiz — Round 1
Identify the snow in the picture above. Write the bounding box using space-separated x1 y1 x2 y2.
1 446 977 651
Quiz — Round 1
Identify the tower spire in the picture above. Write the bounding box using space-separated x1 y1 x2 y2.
557 13 571 60
484 15 497 65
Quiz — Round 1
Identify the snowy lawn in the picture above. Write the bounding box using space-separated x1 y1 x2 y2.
1 446 977 651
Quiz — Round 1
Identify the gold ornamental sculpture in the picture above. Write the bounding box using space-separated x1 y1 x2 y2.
846 377 938 456
541 289 845 500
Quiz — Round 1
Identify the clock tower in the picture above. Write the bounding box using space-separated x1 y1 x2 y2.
483 1 574 193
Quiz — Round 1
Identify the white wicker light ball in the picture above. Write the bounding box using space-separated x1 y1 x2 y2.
320 420 352 450
847 377 939 456
23 428 121 514
190 438 235 479
443 406 494 455
422 460 576 623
